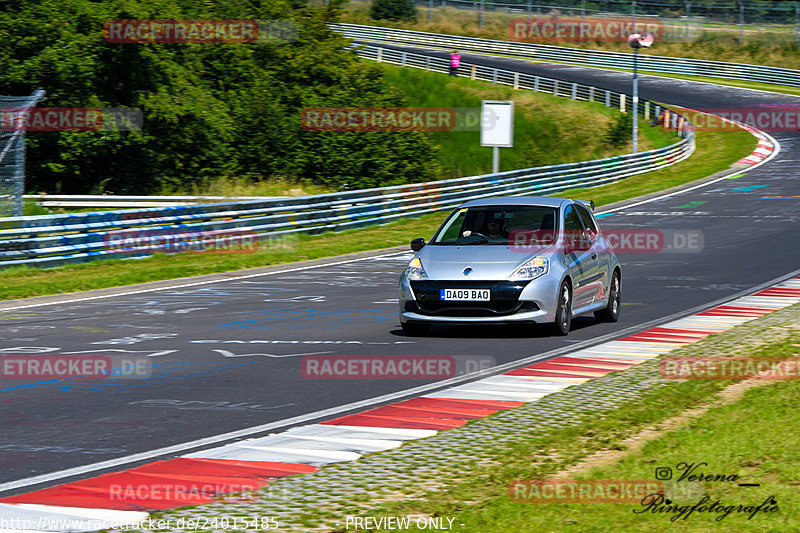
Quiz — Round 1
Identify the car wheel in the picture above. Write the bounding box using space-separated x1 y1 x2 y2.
595 270 621 323
401 322 431 336
551 281 572 336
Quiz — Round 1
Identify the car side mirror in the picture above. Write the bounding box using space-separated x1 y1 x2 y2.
410 238 426 252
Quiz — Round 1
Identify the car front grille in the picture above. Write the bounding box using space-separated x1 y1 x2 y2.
409 280 534 316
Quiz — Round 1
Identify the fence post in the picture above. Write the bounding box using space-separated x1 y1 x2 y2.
645 101 650 120
492 68 498 84
685 1 691 40
553 79 559 95
429 0 434 22
527 0 532 23
376 47 382 63
588 86 594 101
571 83 577 99
605 90 611 107
514 72 520 89
479 0 485 29
796 3 799 46
620 94 626 112
738 0 745 43
471 64 477 80
534 76 540 92
401 52 407 66
425 56 430 71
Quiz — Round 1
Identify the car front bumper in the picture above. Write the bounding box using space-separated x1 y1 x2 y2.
399 275 560 325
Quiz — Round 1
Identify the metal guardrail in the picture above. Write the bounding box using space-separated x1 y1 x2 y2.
21 195 281 208
3 45 694 269
331 23 800 88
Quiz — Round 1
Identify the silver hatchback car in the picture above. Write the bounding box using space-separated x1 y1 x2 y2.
398 197 621 336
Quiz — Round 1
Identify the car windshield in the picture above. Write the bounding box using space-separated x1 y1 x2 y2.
430 205 559 245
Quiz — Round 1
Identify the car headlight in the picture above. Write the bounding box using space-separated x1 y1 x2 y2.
406 257 428 280
510 257 549 280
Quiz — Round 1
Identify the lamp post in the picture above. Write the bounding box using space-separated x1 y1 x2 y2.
627 33 653 154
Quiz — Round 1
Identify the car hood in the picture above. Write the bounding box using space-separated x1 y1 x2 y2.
418 244 555 280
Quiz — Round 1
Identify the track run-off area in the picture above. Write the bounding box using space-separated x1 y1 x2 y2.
0 43 798 521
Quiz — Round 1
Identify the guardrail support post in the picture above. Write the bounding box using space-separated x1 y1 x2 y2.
553 79 559 95
428 0 434 22
527 0 532 23
588 86 594 101
620 94 626 112
376 47 382 63
534 76 540 92
514 72 519 89
425 56 430 70
479 0 485 29
471 65 477 80
571 83 577 100
401 52 407 66
492 68 498 84
796 3 799 46
605 90 611 107
644 101 650 120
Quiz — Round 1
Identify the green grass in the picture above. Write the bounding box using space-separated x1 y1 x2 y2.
380 64 675 176
359 315 800 532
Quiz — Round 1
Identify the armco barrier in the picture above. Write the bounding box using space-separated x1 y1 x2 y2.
332 23 800 88
1 45 693 269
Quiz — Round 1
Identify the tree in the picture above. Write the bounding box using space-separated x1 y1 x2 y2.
370 0 417 22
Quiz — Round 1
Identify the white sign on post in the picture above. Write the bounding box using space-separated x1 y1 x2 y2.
480 100 514 173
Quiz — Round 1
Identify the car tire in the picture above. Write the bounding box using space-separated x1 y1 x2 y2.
551 281 572 336
401 322 431 336
595 270 621 323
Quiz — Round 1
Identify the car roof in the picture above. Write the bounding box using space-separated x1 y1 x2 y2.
458 196 568 208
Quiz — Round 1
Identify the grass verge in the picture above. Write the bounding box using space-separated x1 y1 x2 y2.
357 304 800 532
380 64 674 177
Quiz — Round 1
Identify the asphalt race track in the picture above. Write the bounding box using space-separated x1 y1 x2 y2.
1 49 798 496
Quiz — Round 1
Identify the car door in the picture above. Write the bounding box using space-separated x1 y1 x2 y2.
574 203 605 306
563 204 594 310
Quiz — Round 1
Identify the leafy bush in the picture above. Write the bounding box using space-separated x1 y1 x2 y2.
370 0 417 22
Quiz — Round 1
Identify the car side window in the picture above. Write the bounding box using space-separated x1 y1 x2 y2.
564 205 583 232
575 204 598 236
437 210 468 242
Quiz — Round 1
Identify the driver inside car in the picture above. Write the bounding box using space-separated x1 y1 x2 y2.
462 216 508 241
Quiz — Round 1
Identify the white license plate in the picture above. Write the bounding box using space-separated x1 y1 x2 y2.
440 288 491 301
